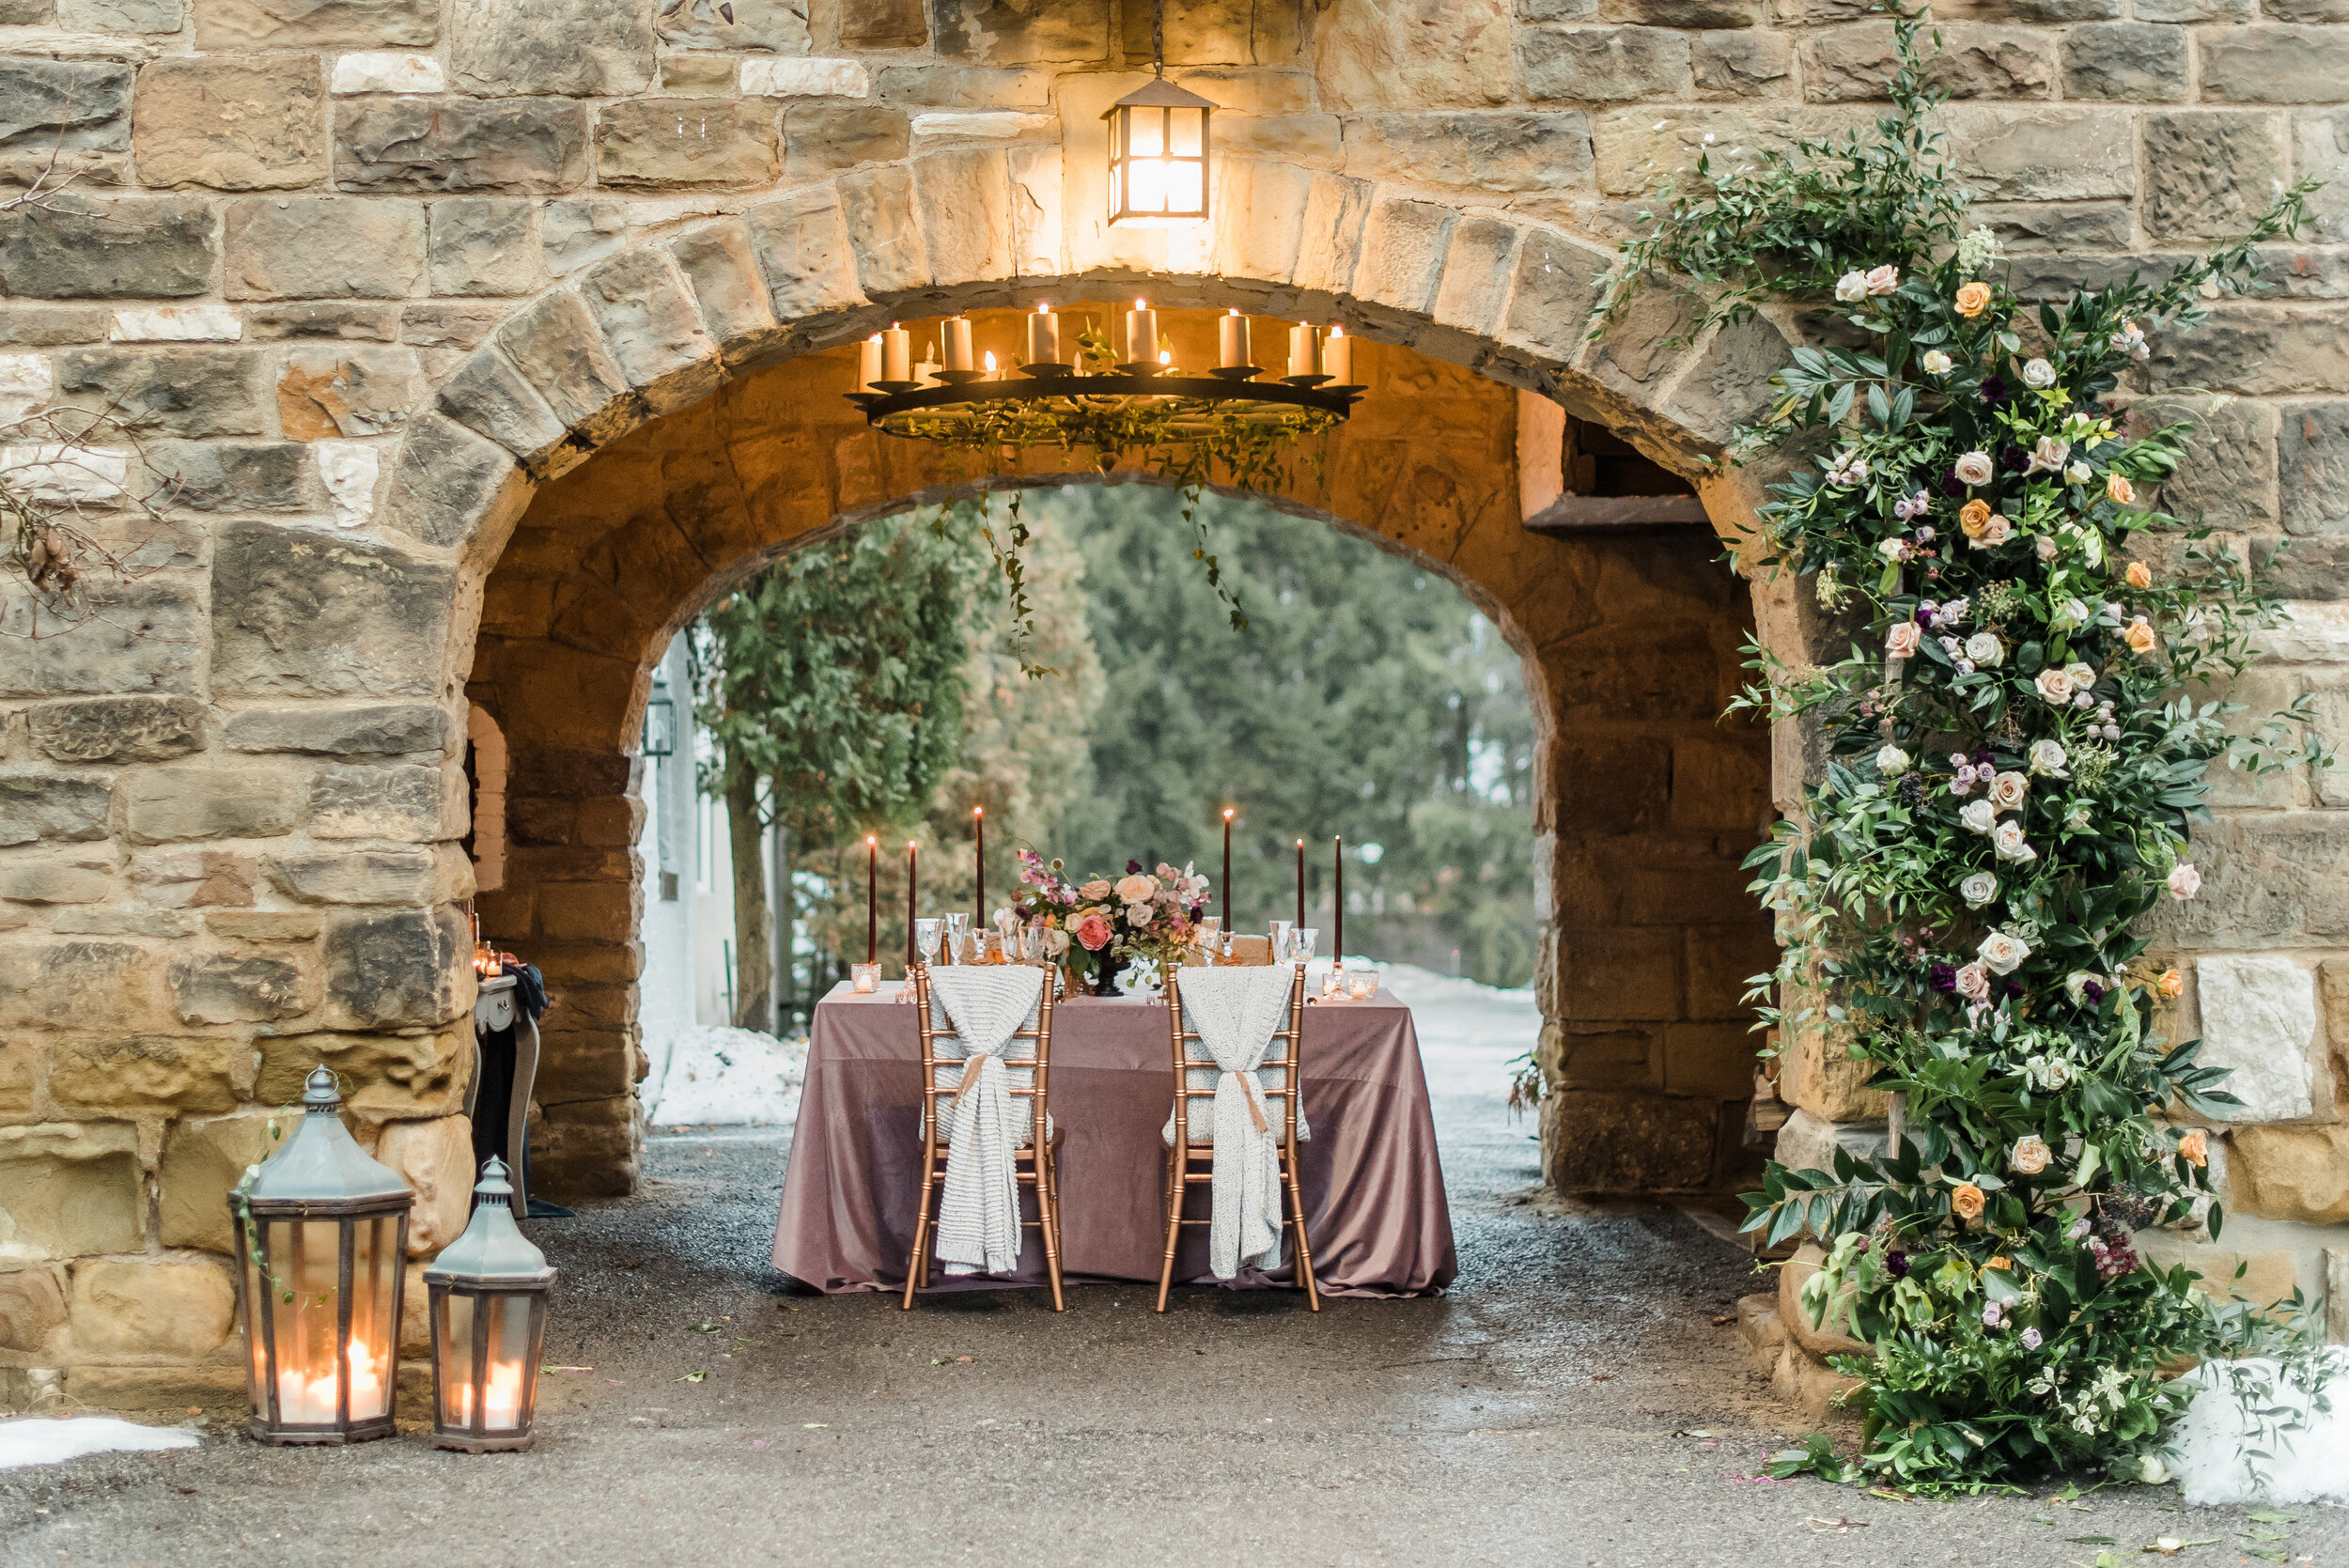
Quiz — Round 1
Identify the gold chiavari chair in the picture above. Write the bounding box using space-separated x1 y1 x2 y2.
1155 965 1319 1313
904 965 1065 1312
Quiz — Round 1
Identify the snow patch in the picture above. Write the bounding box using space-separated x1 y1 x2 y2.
2165 1350 2349 1505
0 1417 198 1471
643 1025 806 1127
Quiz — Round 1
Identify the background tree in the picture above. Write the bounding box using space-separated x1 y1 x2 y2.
692 514 980 1028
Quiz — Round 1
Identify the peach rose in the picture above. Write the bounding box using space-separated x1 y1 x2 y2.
1959 498 1991 537
2009 1135 2051 1176
2125 617 2157 654
1954 282 1992 318
1984 1253 2014 1271
2107 473 2135 505
2157 967 2183 999
2178 1127 2208 1167
1074 911 1113 951
2125 560 2153 589
1952 1183 1986 1220
1886 621 1921 660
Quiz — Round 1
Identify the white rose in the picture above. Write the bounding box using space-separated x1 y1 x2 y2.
1965 631 2003 667
1125 902 1156 926
2036 534 2060 563
1960 800 1998 835
2029 738 2068 777
2034 667 2076 705
2051 598 2090 633
1876 745 1911 777
1044 928 1070 956
2066 460 2093 485
1960 870 1999 908
1989 770 2029 811
1978 513 2013 548
2010 1134 2052 1174
2027 435 2071 474
2022 358 2057 390
1112 873 1157 904
1835 270 1869 303
1954 962 1992 1001
2065 800 2093 832
2063 661 2096 691
1921 349 1953 376
2168 862 2201 901
1953 450 1996 487
1993 819 2037 864
1978 929 2032 974
1080 879 1112 900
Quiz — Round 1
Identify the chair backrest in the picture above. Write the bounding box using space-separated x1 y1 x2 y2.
1223 935 1272 966
911 965 1053 1146
1163 965 1305 1151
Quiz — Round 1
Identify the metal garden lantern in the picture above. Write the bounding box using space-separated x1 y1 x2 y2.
1103 38 1214 230
425 1156 554 1452
230 1065 412 1446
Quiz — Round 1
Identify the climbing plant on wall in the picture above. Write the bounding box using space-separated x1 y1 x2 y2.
1605 11 2333 1489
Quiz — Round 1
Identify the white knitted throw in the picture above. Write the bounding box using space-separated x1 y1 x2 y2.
926 966 1044 1277
1160 966 1306 1279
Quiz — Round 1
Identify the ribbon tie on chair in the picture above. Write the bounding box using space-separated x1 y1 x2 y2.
926 966 1044 1277
1162 966 1302 1279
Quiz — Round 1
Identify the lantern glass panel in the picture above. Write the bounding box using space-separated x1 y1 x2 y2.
348 1215 398 1420
1166 158 1204 214
434 1291 475 1429
238 1231 268 1419
271 1219 346 1424
1170 107 1203 157
481 1294 537 1432
1128 109 1163 159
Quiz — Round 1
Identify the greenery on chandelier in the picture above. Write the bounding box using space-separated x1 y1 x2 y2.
1607 8 2333 1491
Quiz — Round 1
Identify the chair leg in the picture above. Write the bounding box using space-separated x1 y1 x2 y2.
1283 1156 1320 1312
1154 1146 1186 1313
903 1147 937 1311
1034 1146 1066 1313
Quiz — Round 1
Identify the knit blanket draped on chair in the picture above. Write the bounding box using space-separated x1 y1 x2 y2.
1161 966 1309 1279
926 966 1045 1276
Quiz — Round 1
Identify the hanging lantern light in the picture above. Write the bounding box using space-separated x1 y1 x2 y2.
1103 1 1213 228
425 1156 555 1452
229 1065 412 1446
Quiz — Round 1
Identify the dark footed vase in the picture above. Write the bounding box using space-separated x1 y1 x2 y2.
1090 955 1123 997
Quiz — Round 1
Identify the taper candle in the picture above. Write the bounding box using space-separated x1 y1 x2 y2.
1026 302 1061 365
881 321 910 382
1295 838 1304 932
1333 834 1344 961
943 316 972 372
865 835 878 964
1325 325 1353 385
858 334 883 393
1221 807 1233 923
972 805 984 924
1125 298 1157 365
1218 309 1250 372
906 839 918 969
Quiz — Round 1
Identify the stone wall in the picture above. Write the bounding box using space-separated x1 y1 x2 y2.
0 0 2344 1404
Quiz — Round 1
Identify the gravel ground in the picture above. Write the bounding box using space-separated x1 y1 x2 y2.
4 980 2342 1567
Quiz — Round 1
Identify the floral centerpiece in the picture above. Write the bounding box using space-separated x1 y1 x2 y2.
1011 850 1209 994
1599 13 2333 1491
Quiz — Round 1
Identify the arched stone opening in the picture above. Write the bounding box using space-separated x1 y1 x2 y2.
449 291 1775 1202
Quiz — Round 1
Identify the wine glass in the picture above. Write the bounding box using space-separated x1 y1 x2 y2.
1196 915 1221 963
1293 927 1318 966
942 911 970 965
1268 920 1294 965
914 918 941 968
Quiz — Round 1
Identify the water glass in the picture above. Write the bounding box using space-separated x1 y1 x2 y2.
914 918 942 967
1293 927 1318 965
942 911 970 964
1196 916 1221 962
1268 920 1294 964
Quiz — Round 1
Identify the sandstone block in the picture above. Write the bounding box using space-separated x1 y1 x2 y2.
2197 953 2319 1121
132 55 326 191
667 220 777 353
0 307 105 347
247 303 401 341
322 906 463 1028
1343 111 1592 193
275 343 421 441
2227 1124 2349 1220
257 1021 463 1111
575 248 718 413
0 195 213 299
54 348 266 437
594 98 778 188
334 98 589 193
331 52 442 94
1806 21 2052 101
1313 0 1508 111
1693 29 1791 97
210 521 453 699
934 0 1107 62
108 304 240 344
1539 1088 1722 1191
69 1256 236 1358
658 0 803 48
660 54 734 93
194 0 437 48
1772 1339 1868 1423
741 185 864 320
1779 1242 1872 1355
1521 25 1692 101
224 196 425 300
2060 21 2188 101
0 1122 143 1259
307 761 443 838
1941 103 2135 200
374 1115 471 1253
434 348 568 466
5 578 204 699
875 64 1050 108
167 950 310 1023
0 774 112 845
2203 27 2349 104
203 908 319 939
741 56 868 99
2143 112 2289 243
2153 305 2349 396
842 0 924 47
449 0 655 97
783 104 909 174
494 289 631 445
66 1363 246 1410
1781 1024 1891 1123
157 1107 281 1251
376 411 521 551
2134 0 2242 16
912 147 1012 287
123 764 300 843
266 846 435 904
1499 225 1607 363
62 0 183 31
2127 393 2279 530
127 846 253 909
0 60 132 154
0 852 111 904
1354 197 1452 315
1663 307 1795 445
27 695 202 764
427 197 538 297
226 702 443 757
0 1265 68 1356
1120 0 1299 62
539 197 627 277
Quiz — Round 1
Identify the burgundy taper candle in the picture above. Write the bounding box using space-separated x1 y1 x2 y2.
972 805 984 924
1221 807 1233 923
1333 834 1344 960
1295 838 1304 932
906 839 918 970
865 834 878 964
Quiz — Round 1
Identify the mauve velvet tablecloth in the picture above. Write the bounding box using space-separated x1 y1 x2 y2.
770 982 1457 1297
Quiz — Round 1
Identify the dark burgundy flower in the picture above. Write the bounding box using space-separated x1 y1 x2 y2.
1886 1250 1910 1279
1126 859 1143 874
1929 963 1956 992
1897 774 1923 807
2000 444 2031 473
2082 980 2106 1005
1941 474 1968 498
1981 376 2009 405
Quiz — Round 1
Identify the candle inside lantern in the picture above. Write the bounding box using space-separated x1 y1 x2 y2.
1287 323 1321 379
452 1358 525 1431
1325 325 1353 385
983 349 998 379
943 315 973 372
1218 309 1250 372
1125 298 1157 365
1027 302 1061 365
881 322 911 382
277 1336 384 1424
865 834 878 963
859 334 883 392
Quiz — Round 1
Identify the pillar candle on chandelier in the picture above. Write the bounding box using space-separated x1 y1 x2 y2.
1287 323 1320 380
1217 309 1250 372
1027 302 1061 366
881 321 910 382
865 835 878 964
858 334 883 393
1124 299 1158 365
1324 325 1353 385
943 315 973 373
1295 837 1305 932
1333 834 1344 963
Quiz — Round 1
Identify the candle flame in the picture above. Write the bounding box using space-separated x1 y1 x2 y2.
867 332 881 343
1135 297 1148 309
1330 324 1346 337
1159 349 1172 365
891 320 900 329
1223 807 1234 820
1229 307 1241 317
983 349 996 372
1036 301 1050 314
866 834 877 847
972 804 983 818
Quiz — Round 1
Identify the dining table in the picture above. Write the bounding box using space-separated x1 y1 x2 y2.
770 979 1458 1297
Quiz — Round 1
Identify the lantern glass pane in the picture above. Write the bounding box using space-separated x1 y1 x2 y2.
480 1295 536 1432
1128 108 1164 159
437 1291 477 1429
1167 161 1205 214
237 1222 268 1419
1129 156 1168 215
1170 108 1203 158
268 1219 346 1424
347 1215 397 1421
